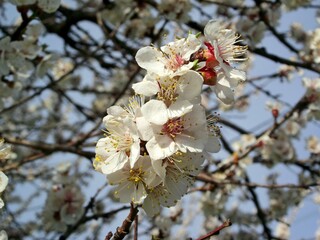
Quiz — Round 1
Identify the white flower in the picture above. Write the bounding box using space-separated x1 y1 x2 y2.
232 134 256 152
43 184 85 231
202 20 246 104
107 156 161 204
52 162 72 185
259 131 295 162
283 0 310 10
132 70 203 104
204 20 246 63
306 136 320 154
142 154 203 217
37 0 61 13
25 23 45 42
94 116 140 174
158 0 191 22
11 40 42 60
275 221 290 239
137 100 208 160
36 53 60 78
0 138 12 160
0 230 8 240
0 37 35 80
0 171 9 209
309 29 320 63
59 186 85 225
290 23 307 43
135 34 201 76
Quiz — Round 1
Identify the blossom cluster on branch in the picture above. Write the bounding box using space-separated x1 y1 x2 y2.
94 20 247 216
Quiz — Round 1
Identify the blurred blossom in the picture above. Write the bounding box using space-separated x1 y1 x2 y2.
43 165 85 232
259 131 295 163
0 171 8 209
52 59 74 80
0 138 12 160
8 0 61 13
282 0 311 11
0 231 8 240
306 136 320 154
290 23 307 43
36 53 60 78
275 221 290 239
309 28 320 64
303 77 320 120
232 134 256 153
158 0 191 22
236 3 281 46
284 112 305 137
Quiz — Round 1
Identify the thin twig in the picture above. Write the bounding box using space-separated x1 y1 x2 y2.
196 219 232 240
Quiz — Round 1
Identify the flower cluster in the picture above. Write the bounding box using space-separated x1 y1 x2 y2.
94 20 247 216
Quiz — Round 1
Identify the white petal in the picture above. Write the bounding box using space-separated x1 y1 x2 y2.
204 20 225 40
136 115 153 141
0 230 8 240
0 198 4 209
167 100 193 119
106 106 127 118
37 0 61 13
95 137 115 158
219 62 246 87
141 100 168 125
60 203 84 225
228 68 246 85
182 34 202 59
151 159 166 181
135 46 166 74
0 171 8 193
142 194 161 216
115 182 133 203
146 135 177 160
177 70 203 100
183 104 207 129
214 75 234 104
129 142 141 168
132 80 159 96
205 135 221 153
101 151 128 175
175 133 206 153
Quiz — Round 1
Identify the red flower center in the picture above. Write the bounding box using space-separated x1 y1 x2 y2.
161 118 184 138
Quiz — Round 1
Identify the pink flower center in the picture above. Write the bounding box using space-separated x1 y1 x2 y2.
161 118 184 138
166 54 185 71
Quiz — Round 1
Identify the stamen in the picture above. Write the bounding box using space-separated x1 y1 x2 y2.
161 117 184 138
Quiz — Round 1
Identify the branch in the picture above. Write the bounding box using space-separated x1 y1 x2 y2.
106 202 139 240
196 219 232 240
3 136 95 159
196 173 319 189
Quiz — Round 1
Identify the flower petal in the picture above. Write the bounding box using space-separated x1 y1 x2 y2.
146 135 177 160
132 80 159 96
141 100 168 125
135 46 166 74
